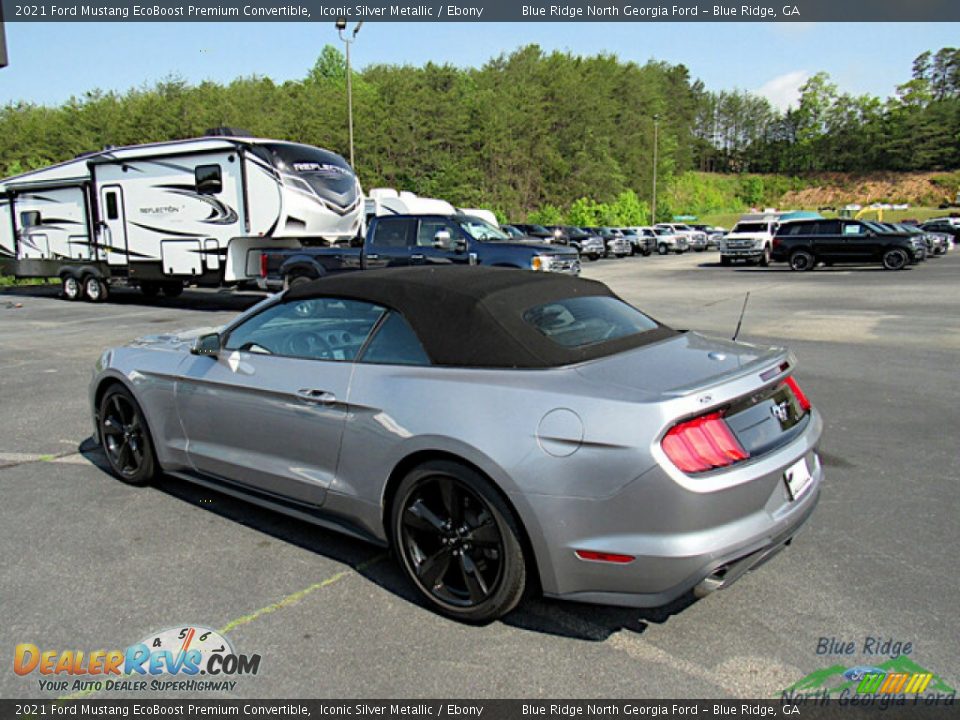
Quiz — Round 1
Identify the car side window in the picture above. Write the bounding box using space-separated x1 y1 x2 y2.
842 222 866 235
417 219 458 248
359 312 431 366
224 298 386 362
371 218 415 249
814 221 840 235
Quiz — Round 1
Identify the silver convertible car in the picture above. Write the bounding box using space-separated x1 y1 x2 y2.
90 267 822 622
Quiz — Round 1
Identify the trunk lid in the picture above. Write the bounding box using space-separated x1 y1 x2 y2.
575 331 786 397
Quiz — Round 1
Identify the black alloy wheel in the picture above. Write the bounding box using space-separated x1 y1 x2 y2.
882 248 908 271
99 386 156 486
392 461 526 623
789 250 815 271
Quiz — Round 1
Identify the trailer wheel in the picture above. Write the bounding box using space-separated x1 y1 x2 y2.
140 281 160 298
83 276 108 303
161 282 183 298
61 275 84 301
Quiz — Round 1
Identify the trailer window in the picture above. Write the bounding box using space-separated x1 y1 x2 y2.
195 164 223 195
104 193 119 220
20 211 41 228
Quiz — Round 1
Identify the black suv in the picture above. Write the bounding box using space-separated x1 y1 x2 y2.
771 219 920 271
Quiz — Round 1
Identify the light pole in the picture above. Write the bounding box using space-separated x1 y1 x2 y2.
651 114 659 224
335 19 363 169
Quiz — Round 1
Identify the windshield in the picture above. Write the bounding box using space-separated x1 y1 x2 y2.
458 217 511 241
653 228 672 236
523 296 659 349
732 222 770 234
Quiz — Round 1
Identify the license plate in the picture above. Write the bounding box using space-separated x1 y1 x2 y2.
784 456 813 500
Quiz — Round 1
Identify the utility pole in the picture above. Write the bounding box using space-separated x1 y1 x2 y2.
0 7 9 69
335 19 363 169
651 114 660 224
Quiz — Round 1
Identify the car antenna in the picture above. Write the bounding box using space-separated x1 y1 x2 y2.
732 292 750 342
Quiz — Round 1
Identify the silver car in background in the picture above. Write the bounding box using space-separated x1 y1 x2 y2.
90 267 822 623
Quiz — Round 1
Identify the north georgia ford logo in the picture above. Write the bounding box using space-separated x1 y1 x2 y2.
14 625 261 693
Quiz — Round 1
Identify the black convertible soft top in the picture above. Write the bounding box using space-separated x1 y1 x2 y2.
284 266 675 368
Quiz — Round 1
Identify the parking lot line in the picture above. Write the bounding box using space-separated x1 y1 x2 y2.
218 553 387 636
56 553 386 702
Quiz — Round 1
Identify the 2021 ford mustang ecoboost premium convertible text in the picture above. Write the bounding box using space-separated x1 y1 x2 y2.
90 266 822 622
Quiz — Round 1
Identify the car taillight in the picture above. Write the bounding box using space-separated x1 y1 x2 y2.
259 252 268 278
772 237 782 249
784 376 811 412
661 412 749 474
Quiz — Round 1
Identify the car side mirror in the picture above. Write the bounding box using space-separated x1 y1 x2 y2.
433 230 465 252
191 332 221 357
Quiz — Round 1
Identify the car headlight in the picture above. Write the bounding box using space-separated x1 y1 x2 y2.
531 255 553 271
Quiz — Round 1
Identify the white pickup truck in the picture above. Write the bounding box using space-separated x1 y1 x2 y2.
719 216 778 266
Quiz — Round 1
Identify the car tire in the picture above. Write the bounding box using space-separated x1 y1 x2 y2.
658 244 668 255
286 274 313 289
98 384 158 487
161 282 184 298
83 275 108 303
643 249 652 257
789 250 815 271
759 247 771 267
391 460 527 624
61 275 84 301
882 248 908 271
720 257 731 266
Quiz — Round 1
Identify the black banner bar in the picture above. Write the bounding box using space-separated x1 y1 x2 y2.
1 0 959 22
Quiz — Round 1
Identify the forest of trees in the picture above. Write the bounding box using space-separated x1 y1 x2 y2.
1 45 957 222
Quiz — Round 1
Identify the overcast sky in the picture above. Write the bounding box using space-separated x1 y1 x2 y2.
2 22 958 109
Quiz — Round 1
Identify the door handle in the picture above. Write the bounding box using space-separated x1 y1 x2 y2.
296 389 337 405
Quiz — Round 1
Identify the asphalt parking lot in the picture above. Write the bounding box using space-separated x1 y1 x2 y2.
2 251 958 700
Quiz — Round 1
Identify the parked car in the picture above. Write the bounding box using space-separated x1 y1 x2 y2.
920 221 959 249
656 223 708 251
719 219 778 266
509 223 554 240
891 223 948 256
586 227 631 258
545 226 605 259
689 224 727 249
259 214 580 290
875 223 928 261
627 227 661 256
771 219 921 271
618 228 653 256
91 266 822 622
651 227 689 255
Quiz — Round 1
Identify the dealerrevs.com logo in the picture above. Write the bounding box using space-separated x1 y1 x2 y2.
14 626 261 694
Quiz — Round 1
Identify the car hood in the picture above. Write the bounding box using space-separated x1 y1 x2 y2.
483 240 573 255
575 331 787 397
128 326 221 352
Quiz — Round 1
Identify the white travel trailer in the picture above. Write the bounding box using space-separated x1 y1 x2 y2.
0 132 363 300
363 188 457 225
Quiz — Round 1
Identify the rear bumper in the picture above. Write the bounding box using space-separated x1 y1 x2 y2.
526 411 823 608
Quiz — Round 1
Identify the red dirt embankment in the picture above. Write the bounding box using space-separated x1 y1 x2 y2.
781 172 959 207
